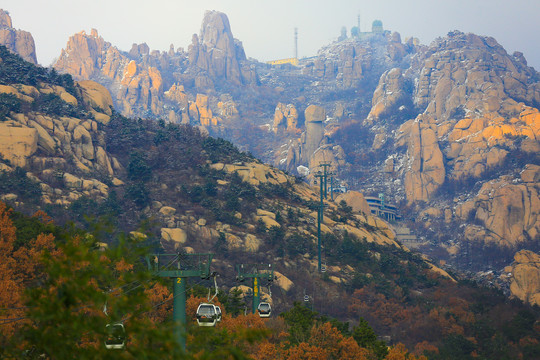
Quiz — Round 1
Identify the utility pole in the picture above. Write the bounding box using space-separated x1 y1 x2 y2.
147 253 214 350
236 264 275 314
329 174 335 201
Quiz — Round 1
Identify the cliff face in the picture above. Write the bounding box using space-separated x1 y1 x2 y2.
0 9 37 64
54 11 256 128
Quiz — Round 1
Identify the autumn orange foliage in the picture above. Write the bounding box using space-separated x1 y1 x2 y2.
386 343 428 360
0 202 58 340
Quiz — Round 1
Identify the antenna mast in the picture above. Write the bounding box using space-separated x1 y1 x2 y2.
294 27 298 60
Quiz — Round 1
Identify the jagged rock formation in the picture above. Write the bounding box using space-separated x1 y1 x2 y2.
282 104 347 176
0 9 37 64
350 30 540 253
283 105 325 172
53 11 256 127
188 10 256 86
188 94 222 127
505 250 540 306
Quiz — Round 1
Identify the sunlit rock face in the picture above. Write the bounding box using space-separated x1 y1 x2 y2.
0 9 37 64
188 10 256 86
0 77 118 206
506 250 540 306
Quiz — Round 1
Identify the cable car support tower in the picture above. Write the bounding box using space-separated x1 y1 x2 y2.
146 253 214 350
236 264 276 314
314 162 334 272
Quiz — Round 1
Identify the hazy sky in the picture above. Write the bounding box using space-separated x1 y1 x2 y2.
3 0 540 70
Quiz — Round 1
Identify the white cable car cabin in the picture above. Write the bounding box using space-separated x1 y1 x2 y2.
105 323 126 350
257 302 272 318
196 303 218 327
215 306 222 322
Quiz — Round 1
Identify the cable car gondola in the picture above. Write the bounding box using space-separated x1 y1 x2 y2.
215 305 222 322
257 302 272 318
196 303 218 327
105 323 126 350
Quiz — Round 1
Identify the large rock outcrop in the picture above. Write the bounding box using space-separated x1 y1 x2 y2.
188 10 256 86
0 78 119 206
506 250 540 306
367 67 407 122
302 105 326 163
0 9 37 64
412 31 539 119
396 114 446 203
0 124 38 167
357 30 540 255
455 164 540 247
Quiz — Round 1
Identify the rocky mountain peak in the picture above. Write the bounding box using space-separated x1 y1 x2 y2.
200 10 240 58
0 9 37 64
0 9 12 28
187 10 253 86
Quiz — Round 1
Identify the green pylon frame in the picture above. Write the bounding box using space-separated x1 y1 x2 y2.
318 162 332 199
236 264 275 314
314 171 325 272
146 253 214 350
